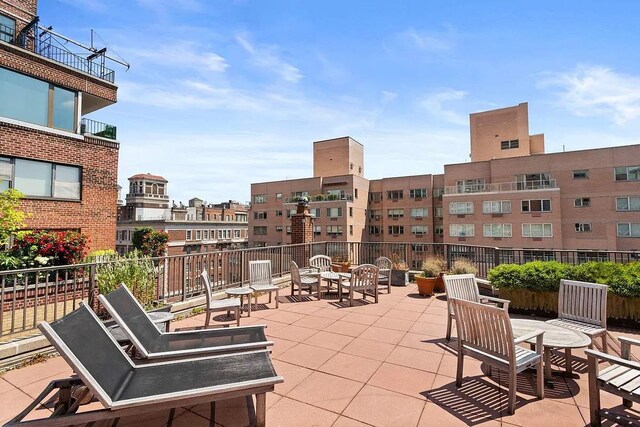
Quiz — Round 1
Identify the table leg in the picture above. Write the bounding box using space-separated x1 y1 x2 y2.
565 348 573 375
247 294 251 317
544 347 551 380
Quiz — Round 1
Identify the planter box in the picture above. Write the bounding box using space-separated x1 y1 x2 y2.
391 269 409 286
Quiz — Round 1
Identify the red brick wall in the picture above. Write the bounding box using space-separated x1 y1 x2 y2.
1 0 37 21
0 122 119 250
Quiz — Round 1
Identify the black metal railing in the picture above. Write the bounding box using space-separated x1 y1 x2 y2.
80 118 117 140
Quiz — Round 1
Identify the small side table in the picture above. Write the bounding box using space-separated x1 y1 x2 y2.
225 287 254 317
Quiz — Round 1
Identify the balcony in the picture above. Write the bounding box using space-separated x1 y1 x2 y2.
80 118 117 140
284 194 354 203
444 179 557 195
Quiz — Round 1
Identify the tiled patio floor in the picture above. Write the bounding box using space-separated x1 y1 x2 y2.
1 284 640 426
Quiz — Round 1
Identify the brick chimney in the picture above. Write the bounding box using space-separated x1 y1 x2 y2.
291 198 313 267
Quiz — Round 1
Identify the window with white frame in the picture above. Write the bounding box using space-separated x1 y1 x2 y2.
521 199 551 212
326 207 343 218
433 188 444 199
410 208 428 218
388 225 404 235
0 14 15 42
449 202 474 215
254 211 267 219
411 225 428 235
308 208 320 218
203 230 209 239
1 157 81 199
522 223 553 237
186 230 192 240
434 207 443 218
286 226 292 235
387 190 403 200
617 223 640 237
368 225 381 235
456 179 485 193
369 192 382 202
326 225 343 235
483 223 512 237
575 223 592 232
574 198 591 207
615 166 640 182
253 194 267 203
501 139 519 150
412 244 429 253
434 225 444 235
234 230 241 238
369 209 382 220
410 188 427 198
449 224 474 237
275 226 283 232
616 197 640 211
275 192 282 200
275 210 283 217
314 225 322 236
482 200 511 214
387 208 404 219
286 209 296 218
195 230 201 240
516 173 551 190
573 170 589 179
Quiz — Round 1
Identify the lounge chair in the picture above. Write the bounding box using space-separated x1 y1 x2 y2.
6 303 283 426
98 284 272 360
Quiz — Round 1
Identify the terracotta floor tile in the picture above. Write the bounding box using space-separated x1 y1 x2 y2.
262 319 289 332
269 336 299 357
341 337 396 362
303 330 355 351
267 324 318 342
331 416 373 426
368 362 435 400
287 371 364 413
267 391 282 409
351 303 391 317
417 313 449 326
417 401 501 426
500 398 585 427
383 309 422 322
408 320 447 336
343 384 425 427
279 300 324 315
0 389 41 424
437 354 484 379
393 302 429 314
358 326 407 345
264 310 306 325
397 332 453 355
292 314 337 330
340 312 381 326
0 378 16 394
2 357 71 388
318 352 382 383
386 346 444 373
323 320 370 337
266 396 340 427
371 316 415 332
271 360 314 395
277 343 337 369
311 307 350 321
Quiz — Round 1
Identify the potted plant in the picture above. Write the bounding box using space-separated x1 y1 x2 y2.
449 259 478 275
416 257 442 296
331 253 351 272
390 255 409 286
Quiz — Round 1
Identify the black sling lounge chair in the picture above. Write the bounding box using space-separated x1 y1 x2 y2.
5 303 283 427
98 284 272 360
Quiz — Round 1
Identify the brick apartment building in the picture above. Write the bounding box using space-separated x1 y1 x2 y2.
249 103 640 253
116 173 249 256
0 0 121 250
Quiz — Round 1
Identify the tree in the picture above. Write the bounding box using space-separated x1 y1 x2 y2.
132 227 169 257
0 189 28 247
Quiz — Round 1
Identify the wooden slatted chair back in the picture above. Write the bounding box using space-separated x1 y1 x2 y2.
201 269 214 306
350 264 379 291
451 298 515 365
374 257 392 271
290 261 302 287
309 255 333 272
558 279 607 328
444 274 481 314
249 260 272 286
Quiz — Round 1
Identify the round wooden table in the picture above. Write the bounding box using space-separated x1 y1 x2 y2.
225 287 254 317
511 318 591 381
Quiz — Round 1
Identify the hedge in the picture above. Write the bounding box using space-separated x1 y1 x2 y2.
488 261 640 298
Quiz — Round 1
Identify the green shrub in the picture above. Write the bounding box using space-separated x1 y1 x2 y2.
488 263 523 289
95 250 156 308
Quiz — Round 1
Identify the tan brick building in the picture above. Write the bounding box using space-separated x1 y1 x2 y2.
0 0 121 250
249 104 640 252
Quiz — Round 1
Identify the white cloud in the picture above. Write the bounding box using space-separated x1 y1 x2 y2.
381 91 398 104
540 65 640 125
417 89 468 126
119 41 228 73
401 28 453 51
235 33 302 83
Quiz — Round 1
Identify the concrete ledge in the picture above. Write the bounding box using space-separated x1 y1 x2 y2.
0 335 50 361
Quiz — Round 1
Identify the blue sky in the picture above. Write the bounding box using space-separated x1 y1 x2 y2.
42 0 640 204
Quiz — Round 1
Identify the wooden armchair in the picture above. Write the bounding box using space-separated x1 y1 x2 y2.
249 260 279 309
586 336 640 426
374 256 392 294
290 261 321 300
339 264 379 307
309 255 333 272
443 274 510 341
451 298 544 415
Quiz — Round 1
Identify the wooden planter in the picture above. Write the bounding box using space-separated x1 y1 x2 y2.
332 262 350 272
391 269 409 286
434 272 446 292
416 277 436 296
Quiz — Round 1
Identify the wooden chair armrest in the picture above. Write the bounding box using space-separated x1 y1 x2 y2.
585 349 640 370
480 296 510 309
619 336 640 348
514 329 544 344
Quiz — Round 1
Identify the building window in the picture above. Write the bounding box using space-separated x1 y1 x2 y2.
286 209 296 218
349 207 353 217
355 189 358 199
456 179 486 193
276 192 282 200
521 199 551 212
326 225 343 236
275 226 283 232
522 223 553 238
368 225 381 235
516 173 551 190
0 67 77 132
309 208 321 218
410 188 427 198
349 225 353 235
387 208 404 219
449 224 474 237
615 166 640 182
326 207 343 218
286 226 291 235
369 192 382 202
195 230 201 240
388 225 404 235
617 223 640 237
326 190 344 200
253 194 267 203
253 226 267 235
616 196 640 211
483 223 512 238
3 157 81 200
234 229 241 238
410 208 428 218
203 230 209 239
0 14 15 42
434 207 443 218
573 170 589 179
575 223 592 232
434 225 444 236
369 209 382 220
574 198 591 207
412 244 429 253
449 202 474 215
254 211 267 220
387 190 403 200
186 230 192 240
275 210 283 217
501 139 519 150
411 225 428 235
482 200 511 214
433 188 444 199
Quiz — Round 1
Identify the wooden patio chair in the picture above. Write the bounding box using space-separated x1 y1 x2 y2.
443 273 511 341
451 298 544 415
249 260 279 309
7 304 283 426
200 269 241 327
339 264 379 307
98 283 272 360
290 261 321 299
547 279 608 353
309 254 333 272
585 336 640 426
374 256 392 294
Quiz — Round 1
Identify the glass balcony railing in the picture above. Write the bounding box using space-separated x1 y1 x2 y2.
444 179 557 195
80 118 117 140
